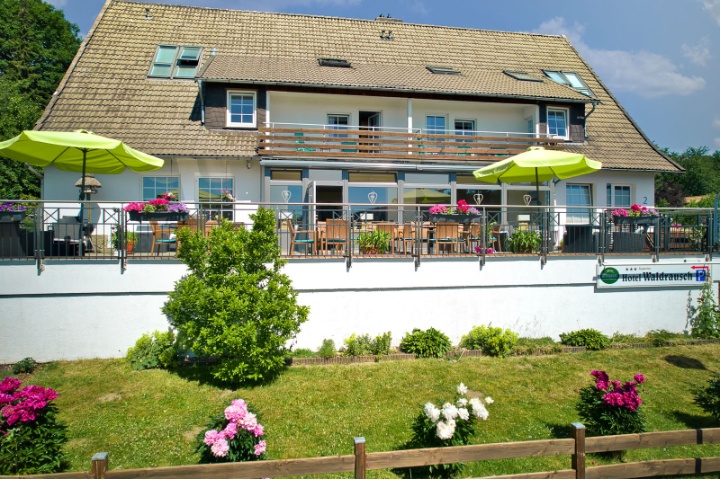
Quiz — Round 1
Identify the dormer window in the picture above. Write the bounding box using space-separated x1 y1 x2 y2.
543 70 594 97
318 58 351 68
426 65 460 75
149 45 203 79
226 90 257 128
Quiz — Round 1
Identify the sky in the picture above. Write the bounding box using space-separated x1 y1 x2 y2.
47 0 720 154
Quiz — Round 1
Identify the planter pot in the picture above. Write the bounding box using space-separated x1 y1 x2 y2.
613 216 656 226
613 231 645 252
0 211 26 222
128 211 189 222
430 214 482 225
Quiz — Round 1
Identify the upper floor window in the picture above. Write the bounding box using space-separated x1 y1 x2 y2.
143 176 179 201
426 115 447 135
455 119 475 140
543 70 594 97
547 108 569 139
149 45 202 79
327 114 349 130
227 91 257 128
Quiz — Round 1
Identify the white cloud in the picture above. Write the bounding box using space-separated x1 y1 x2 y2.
703 0 720 26
535 17 705 99
682 38 711 66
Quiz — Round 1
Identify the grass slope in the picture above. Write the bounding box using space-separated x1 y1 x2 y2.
10 344 720 478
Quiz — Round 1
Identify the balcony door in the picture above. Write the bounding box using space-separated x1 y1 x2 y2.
359 111 381 154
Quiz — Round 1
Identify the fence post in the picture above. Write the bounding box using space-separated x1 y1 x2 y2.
354 436 367 479
91 452 109 479
571 423 586 479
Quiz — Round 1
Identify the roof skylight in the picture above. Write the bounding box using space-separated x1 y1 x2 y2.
149 45 203 79
503 70 543 82
426 65 460 75
543 70 594 96
318 58 352 68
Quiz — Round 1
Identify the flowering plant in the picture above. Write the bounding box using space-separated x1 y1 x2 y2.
222 189 235 201
197 398 266 464
611 204 658 218
576 370 646 436
406 383 492 477
0 377 67 475
0 202 26 212
124 193 187 214
429 200 481 215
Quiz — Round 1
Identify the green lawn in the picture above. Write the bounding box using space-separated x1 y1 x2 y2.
10 344 720 478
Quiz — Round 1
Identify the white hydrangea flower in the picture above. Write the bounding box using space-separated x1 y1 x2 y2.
424 402 440 423
457 397 468 407
436 420 455 440
485 396 494 405
442 402 459 421
457 407 470 421
474 403 489 421
457 382 468 396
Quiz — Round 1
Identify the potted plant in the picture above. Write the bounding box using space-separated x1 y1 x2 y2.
111 227 138 254
358 229 391 254
506 229 541 253
611 204 659 226
0 202 27 222
124 192 189 222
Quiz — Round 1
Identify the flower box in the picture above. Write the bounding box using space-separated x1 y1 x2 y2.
128 211 189 222
612 216 657 226
0 211 26 222
430 214 482 225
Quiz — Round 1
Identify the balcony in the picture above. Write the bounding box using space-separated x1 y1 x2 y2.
0 201 714 269
257 124 563 162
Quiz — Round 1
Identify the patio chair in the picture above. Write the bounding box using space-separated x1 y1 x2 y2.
490 223 503 252
287 220 315 255
52 216 82 256
150 221 176 254
322 218 347 254
432 222 461 254
400 223 417 254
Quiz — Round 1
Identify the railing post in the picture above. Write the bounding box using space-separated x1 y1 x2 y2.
91 452 109 479
354 436 367 479
571 422 586 479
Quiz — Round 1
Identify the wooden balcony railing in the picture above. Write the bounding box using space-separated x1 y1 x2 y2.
257 125 563 161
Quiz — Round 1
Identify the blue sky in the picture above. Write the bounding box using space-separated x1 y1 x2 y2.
49 0 720 154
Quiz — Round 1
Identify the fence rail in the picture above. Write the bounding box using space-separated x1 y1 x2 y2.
16 424 720 479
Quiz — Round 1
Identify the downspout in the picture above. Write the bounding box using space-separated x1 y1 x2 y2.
584 101 598 139
197 78 205 126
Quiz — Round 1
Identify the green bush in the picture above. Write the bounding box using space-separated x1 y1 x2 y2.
163 209 309 384
559 328 610 350
512 337 561 356
343 333 374 356
126 330 180 371
12 357 37 374
317 339 336 359
690 281 720 339
372 332 392 355
506 230 541 253
288 348 316 358
646 329 680 347
611 332 644 345
0 377 67 475
399 328 451 358
694 374 720 420
460 325 518 358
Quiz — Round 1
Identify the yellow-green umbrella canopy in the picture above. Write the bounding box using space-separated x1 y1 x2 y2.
0 130 164 175
473 146 601 184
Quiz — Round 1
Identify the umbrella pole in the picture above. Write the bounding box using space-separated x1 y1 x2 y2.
79 150 87 256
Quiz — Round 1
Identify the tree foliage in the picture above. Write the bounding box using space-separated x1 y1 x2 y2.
656 147 720 206
162 208 309 385
0 0 81 199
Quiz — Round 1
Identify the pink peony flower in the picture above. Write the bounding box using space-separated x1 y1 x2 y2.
204 429 222 446
634 374 645 384
252 423 264 437
225 402 248 422
239 412 258 431
210 438 230 457
254 440 267 456
223 421 238 439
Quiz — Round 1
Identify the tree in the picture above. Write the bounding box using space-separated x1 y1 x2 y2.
162 209 309 385
656 147 720 206
0 0 81 198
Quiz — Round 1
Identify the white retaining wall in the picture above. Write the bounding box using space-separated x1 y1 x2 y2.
0 255 713 363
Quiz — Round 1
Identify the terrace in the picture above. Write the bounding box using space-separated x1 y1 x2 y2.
0 200 715 271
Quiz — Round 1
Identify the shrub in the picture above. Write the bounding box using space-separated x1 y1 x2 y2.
372 331 392 355
399 328 451 358
12 357 37 374
317 339 336 359
576 370 646 436
0 377 67 475
646 329 679 347
559 328 610 350
288 348 316 358
460 325 518 358
689 281 720 339
197 398 266 463
610 332 644 345
405 382 493 478
506 230 541 253
343 333 374 356
512 337 561 356
163 209 309 384
694 374 720 421
126 330 180 370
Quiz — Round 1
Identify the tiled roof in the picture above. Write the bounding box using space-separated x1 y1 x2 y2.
37 0 680 172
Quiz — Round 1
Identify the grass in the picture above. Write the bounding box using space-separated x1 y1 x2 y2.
7 343 720 478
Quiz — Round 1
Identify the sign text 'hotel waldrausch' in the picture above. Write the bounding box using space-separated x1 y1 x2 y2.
596 263 711 289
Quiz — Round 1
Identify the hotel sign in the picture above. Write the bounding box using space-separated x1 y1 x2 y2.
596 263 711 289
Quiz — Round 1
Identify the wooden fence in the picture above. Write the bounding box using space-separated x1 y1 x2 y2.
11 424 720 479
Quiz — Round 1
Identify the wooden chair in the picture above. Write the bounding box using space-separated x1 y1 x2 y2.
150 221 176 254
433 222 461 254
400 223 417 254
287 220 315 255
464 222 482 253
490 223 503 252
322 218 348 254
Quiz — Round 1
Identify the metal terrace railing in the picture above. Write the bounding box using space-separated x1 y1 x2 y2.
257 123 563 161
0 201 714 271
